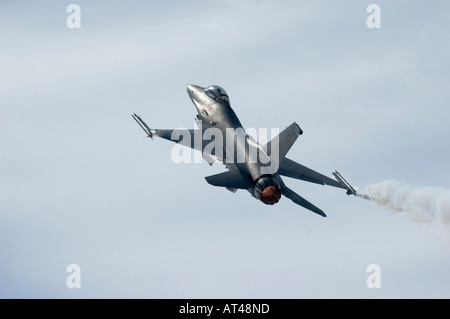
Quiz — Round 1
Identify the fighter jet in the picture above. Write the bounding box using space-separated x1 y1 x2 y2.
132 84 356 217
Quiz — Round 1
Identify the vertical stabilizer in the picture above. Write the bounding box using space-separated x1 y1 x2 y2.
263 122 302 172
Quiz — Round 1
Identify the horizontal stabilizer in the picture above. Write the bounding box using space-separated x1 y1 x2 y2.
276 177 326 217
279 157 345 190
282 184 326 217
205 170 251 190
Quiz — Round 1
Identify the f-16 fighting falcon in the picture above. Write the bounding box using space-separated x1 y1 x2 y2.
132 84 357 217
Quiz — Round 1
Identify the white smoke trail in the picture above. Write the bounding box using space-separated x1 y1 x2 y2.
358 180 450 238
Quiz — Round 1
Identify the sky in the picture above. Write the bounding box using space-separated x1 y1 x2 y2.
1 0 450 298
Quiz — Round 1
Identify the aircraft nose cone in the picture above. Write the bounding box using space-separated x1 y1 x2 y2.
186 84 205 108
186 84 204 95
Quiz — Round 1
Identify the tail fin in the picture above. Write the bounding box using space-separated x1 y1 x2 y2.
263 122 302 172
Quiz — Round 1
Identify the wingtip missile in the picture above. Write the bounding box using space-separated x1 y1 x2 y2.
332 170 357 196
132 113 153 138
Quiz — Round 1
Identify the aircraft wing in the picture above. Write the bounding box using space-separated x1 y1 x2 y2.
278 157 345 189
132 113 222 164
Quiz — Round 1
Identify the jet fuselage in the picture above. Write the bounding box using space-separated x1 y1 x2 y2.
187 84 281 204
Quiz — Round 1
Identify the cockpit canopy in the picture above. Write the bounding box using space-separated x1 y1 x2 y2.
204 85 230 107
